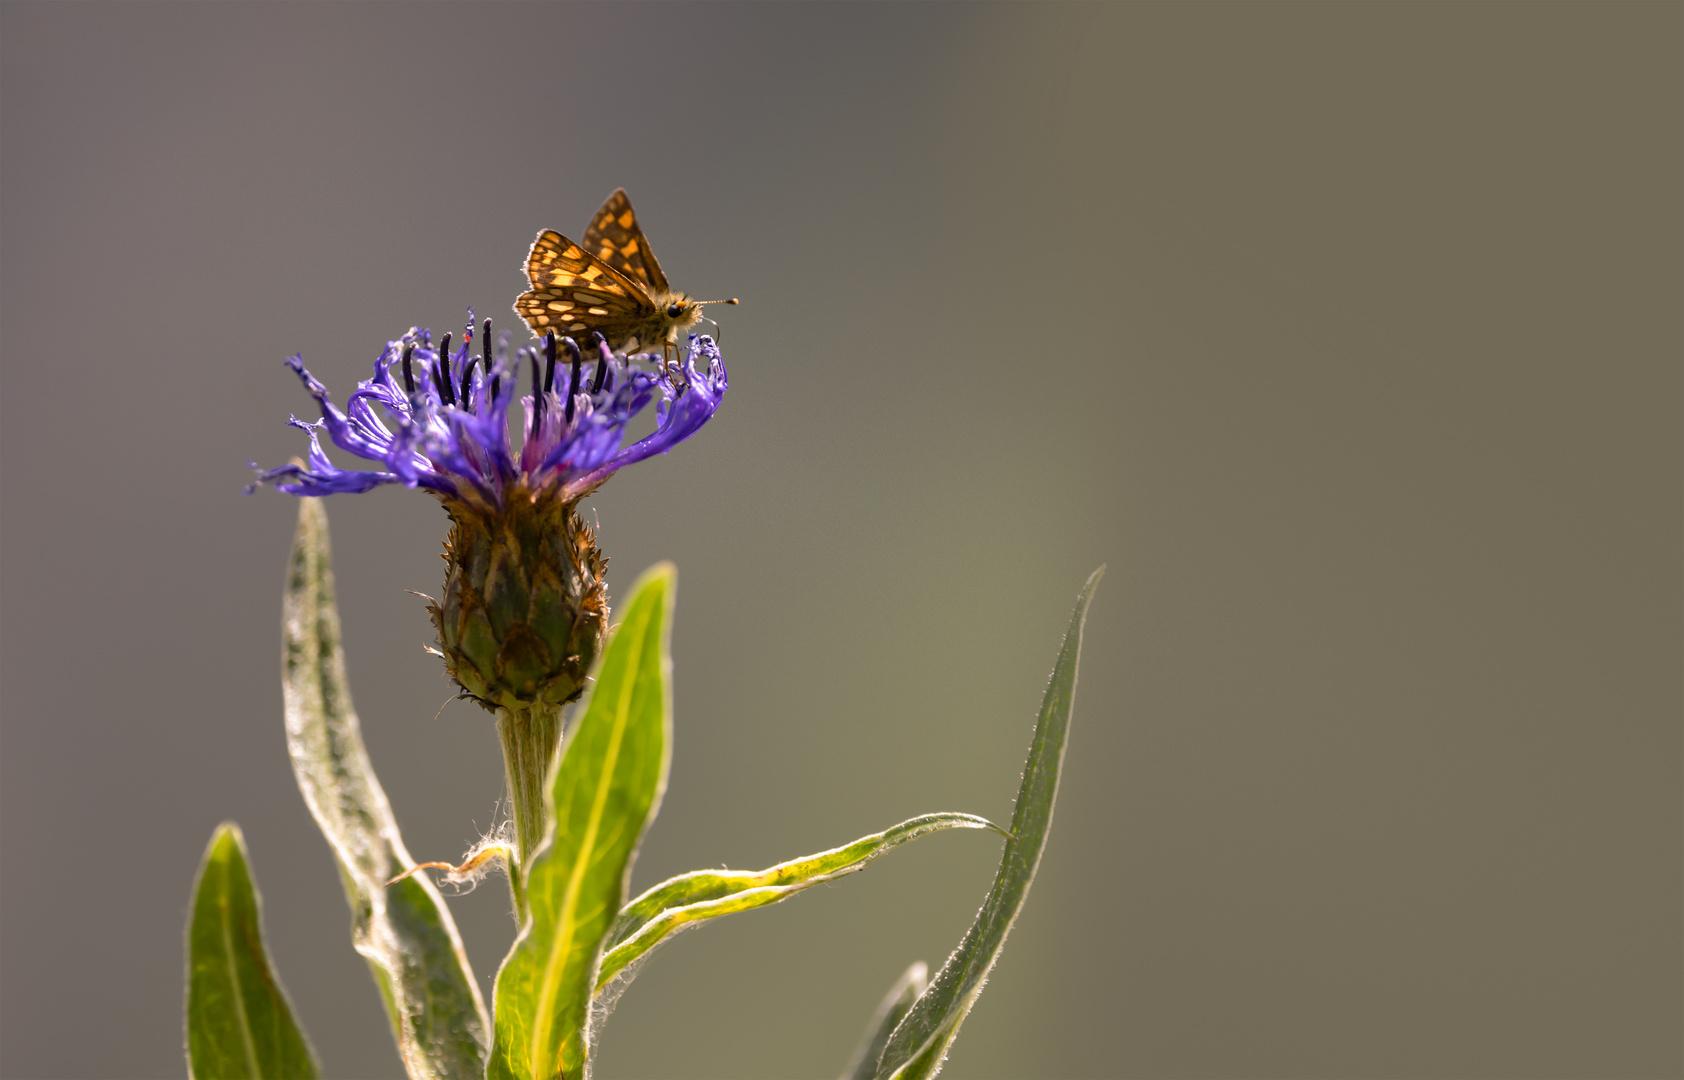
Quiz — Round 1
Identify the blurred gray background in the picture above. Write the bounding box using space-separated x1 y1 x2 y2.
2 3 1679 1078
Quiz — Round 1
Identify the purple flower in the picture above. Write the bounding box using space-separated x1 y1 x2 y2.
249 312 728 510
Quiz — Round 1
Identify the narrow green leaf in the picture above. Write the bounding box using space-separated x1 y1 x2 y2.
596 813 1004 997
873 567 1104 1080
185 822 320 1080
283 499 489 1079
841 962 928 1080
490 563 675 1080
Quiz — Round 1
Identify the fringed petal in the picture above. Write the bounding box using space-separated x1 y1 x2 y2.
251 325 726 508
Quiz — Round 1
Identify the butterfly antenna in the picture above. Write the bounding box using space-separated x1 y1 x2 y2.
694 298 736 346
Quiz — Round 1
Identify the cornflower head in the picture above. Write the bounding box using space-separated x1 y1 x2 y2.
251 311 726 712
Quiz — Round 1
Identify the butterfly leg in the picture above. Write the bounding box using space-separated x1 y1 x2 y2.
659 338 687 389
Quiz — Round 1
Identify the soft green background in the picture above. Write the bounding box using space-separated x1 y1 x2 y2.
2 4 1679 1077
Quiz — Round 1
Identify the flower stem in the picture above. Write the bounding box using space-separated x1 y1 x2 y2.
496 702 563 911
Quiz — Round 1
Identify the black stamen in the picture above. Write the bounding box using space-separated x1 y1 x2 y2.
563 336 583 423
460 354 476 408
401 343 416 394
590 332 614 392
543 331 557 393
530 350 544 433
482 318 492 368
436 333 455 405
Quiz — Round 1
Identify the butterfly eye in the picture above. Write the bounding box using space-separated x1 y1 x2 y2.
666 302 684 318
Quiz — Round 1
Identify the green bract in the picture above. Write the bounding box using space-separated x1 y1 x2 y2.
596 812 1007 998
185 824 319 1080
488 563 676 1079
432 494 608 714
282 498 491 1077
868 566 1104 1079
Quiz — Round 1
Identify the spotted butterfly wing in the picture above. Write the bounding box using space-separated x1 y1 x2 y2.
514 230 661 347
580 188 671 294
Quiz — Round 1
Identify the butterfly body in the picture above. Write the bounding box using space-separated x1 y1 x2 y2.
516 189 732 356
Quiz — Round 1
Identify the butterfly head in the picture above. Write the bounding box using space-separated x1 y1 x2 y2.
660 294 699 327
655 293 739 339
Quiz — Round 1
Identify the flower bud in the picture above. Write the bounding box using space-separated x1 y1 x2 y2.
431 494 607 712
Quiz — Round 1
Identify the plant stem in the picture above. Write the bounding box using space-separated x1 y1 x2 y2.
496 702 563 912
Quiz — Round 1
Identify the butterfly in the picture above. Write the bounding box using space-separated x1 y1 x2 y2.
514 188 736 359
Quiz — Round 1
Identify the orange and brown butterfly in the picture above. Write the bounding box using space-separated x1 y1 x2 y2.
514 188 736 358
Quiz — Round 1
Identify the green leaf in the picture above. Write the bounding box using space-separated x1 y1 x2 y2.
841 962 928 1080
489 563 676 1080
283 499 489 1079
185 822 321 1080
596 813 1005 998
871 567 1104 1080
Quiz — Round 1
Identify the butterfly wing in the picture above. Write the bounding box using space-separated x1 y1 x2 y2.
515 229 658 342
580 188 671 295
